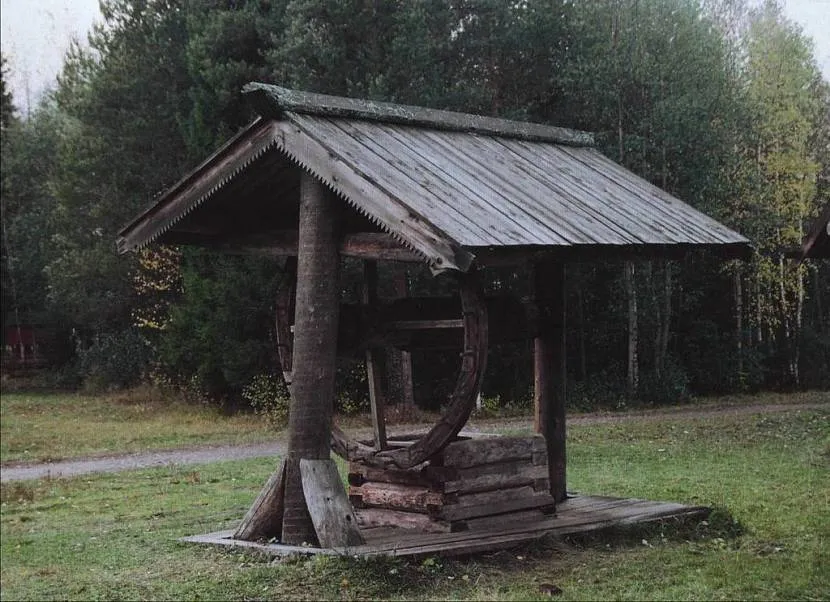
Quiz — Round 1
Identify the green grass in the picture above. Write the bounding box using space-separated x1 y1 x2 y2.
1 401 827 600
0 391 275 463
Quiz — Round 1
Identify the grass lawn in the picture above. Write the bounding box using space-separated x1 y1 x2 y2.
0 390 276 464
1 397 827 600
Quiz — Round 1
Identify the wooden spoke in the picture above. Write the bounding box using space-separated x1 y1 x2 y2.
276 267 489 470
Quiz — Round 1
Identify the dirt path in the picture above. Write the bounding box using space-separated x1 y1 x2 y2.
1 399 825 483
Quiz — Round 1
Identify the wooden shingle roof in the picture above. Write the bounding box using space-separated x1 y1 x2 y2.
117 84 750 271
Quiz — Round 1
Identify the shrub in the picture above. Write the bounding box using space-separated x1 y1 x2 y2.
638 357 691 405
241 373 290 428
76 329 151 391
568 364 628 411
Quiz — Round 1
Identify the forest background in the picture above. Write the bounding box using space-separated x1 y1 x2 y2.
1 0 828 414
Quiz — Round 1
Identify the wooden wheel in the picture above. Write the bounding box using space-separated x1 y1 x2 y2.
274 260 488 470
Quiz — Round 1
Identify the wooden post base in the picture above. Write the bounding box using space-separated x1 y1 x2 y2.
234 458 364 548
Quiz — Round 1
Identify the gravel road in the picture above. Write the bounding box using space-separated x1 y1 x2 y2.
1 400 825 483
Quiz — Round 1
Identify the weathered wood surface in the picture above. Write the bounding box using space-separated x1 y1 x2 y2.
185 495 710 558
300 459 364 547
116 118 279 253
387 319 464 330
121 86 750 266
435 488 555 522
233 459 286 541
435 435 546 469
533 260 567 503
348 463 432 488
243 83 595 146
273 117 471 272
350 482 445 511
355 508 451 533
388 266 416 407
221 231 423 263
440 462 549 494
458 509 548 532
280 173 341 546
334 271 488 469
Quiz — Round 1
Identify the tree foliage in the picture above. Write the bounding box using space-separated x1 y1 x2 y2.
0 0 827 401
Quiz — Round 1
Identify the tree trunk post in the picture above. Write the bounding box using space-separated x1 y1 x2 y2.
280 173 342 546
533 260 567 503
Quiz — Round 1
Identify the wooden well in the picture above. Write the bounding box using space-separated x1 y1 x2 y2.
349 435 555 534
117 84 748 557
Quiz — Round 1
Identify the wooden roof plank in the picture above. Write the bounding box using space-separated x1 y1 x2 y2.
117 119 280 253
518 142 690 244
274 117 473 272
452 133 632 245
405 126 581 245
482 136 651 245
306 117 500 246
559 146 741 245
363 122 553 245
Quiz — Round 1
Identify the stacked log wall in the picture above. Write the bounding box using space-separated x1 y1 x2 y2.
349 435 556 532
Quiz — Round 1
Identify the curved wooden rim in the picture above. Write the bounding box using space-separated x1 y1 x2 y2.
275 266 488 470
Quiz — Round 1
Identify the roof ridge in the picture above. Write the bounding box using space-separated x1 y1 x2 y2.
243 83 594 147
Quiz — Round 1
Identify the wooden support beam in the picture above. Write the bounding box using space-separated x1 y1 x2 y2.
280 173 342 546
218 231 423 263
362 260 387 450
300 459 364 547
233 458 286 541
387 319 464 330
533 260 567 504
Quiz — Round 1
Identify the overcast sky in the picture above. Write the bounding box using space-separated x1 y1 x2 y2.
1 0 829 115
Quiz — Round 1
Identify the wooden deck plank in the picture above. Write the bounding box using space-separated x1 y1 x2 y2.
180 495 710 558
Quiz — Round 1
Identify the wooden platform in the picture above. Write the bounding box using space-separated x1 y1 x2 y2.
180 494 710 558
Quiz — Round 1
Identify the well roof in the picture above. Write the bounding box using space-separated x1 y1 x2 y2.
117 84 750 271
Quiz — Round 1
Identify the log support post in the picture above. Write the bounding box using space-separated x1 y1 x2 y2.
235 172 362 547
533 260 567 503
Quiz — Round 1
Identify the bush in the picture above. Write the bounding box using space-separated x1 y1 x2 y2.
76 329 151 391
638 357 691 405
567 364 628 411
242 373 290 428
335 359 370 415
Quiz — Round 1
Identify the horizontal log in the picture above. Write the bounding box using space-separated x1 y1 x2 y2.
436 436 547 469
348 464 433 488
355 508 451 533
440 463 550 494
350 482 445 511
387 319 464 330
435 489 556 522
218 230 423 262
440 492 556 522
